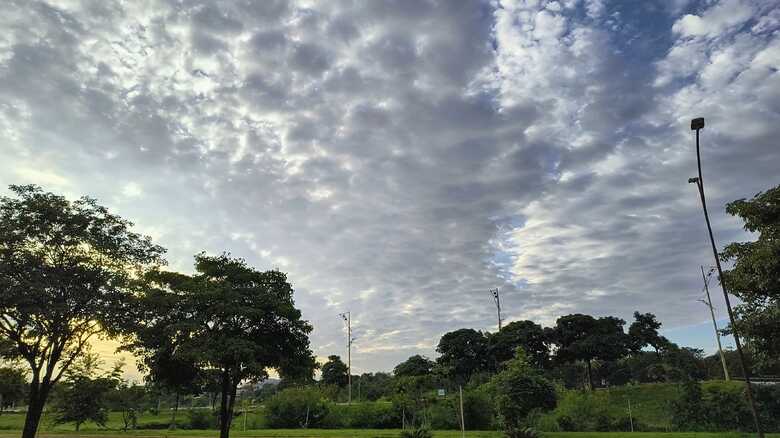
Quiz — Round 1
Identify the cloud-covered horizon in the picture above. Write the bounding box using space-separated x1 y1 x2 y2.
2 0 778 374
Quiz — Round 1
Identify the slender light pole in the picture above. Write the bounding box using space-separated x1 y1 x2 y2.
339 311 352 404
698 265 730 381
490 288 502 331
687 117 763 438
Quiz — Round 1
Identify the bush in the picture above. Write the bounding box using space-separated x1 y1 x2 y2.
322 401 400 428
265 387 329 428
504 426 539 438
754 384 780 431
553 391 611 432
492 349 557 433
187 409 217 429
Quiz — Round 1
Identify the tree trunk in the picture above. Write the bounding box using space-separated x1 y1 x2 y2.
170 391 180 429
586 360 594 391
21 380 50 438
219 369 231 438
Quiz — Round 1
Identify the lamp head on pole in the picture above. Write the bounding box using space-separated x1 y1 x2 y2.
691 117 705 130
688 177 699 184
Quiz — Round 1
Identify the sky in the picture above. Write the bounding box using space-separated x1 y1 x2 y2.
1 0 779 378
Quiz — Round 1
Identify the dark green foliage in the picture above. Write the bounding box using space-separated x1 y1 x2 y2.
0 185 165 438
131 253 314 438
50 353 119 432
187 409 218 429
106 383 148 430
670 380 780 432
321 355 349 387
399 426 432 438
0 367 26 412
436 329 489 384
722 184 780 373
549 314 632 390
394 355 435 377
265 386 329 428
322 401 400 428
504 426 540 438
628 312 670 354
488 321 550 370
355 372 393 401
492 349 557 433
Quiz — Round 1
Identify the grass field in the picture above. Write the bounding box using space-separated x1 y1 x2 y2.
0 430 776 438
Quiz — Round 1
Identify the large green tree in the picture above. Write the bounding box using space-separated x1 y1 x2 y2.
549 314 632 390
721 184 780 372
394 355 435 377
491 348 556 435
320 355 348 387
628 311 670 354
0 185 165 438
131 253 314 438
488 320 550 370
435 328 489 384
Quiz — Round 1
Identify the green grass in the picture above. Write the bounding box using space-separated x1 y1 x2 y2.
0 430 776 438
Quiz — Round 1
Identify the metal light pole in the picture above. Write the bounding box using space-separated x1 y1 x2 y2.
687 117 763 438
339 311 352 404
490 288 502 331
698 265 730 381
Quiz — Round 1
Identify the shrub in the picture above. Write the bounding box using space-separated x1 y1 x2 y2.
265 387 329 428
322 401 400 428
187 409 217 429
492 349 557 433
553 391 611 432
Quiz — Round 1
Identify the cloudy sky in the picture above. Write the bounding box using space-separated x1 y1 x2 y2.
2 0 779 375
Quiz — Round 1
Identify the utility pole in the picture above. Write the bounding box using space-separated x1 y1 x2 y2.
688 117 763 438
699 265 730 381
490 288 502 331
339 311 353 404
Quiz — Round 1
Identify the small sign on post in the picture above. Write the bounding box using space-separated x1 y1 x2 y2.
437 388 446 397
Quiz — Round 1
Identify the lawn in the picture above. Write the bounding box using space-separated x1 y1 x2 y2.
0 430 776 438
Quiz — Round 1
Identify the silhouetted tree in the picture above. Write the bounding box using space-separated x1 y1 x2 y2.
436 328 489 384
629 312 670 354
321 355 348 387
0 185 165 438
394 355 435 377
488 320 550 370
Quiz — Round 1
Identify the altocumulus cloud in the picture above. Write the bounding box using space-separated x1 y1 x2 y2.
0 0 778 372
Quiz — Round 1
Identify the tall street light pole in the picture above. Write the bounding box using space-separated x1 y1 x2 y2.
687 117 763 438
698 265 729 381
490 288 502 331
339 311 352 404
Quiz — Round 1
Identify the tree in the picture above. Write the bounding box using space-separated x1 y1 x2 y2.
131 253 314 438
321 355 348 387
488 320 550 370
721 184 780 372
435 328 489 384
50 352 119 431
549 314 631 390
143 349 202 428
628 312 670 354
0 185 166 438
0 366 26 413
394 355 435 377
107 382 148 431
491 348 556 435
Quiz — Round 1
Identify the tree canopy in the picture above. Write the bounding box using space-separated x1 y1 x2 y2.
488 320 550 370
436 328 489 384
321 355 349 387
722 184 780 372
393 355 435 377
131 252 314 438
0 185 165 438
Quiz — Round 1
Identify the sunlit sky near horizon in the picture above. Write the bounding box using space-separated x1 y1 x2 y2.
2 0 779 379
